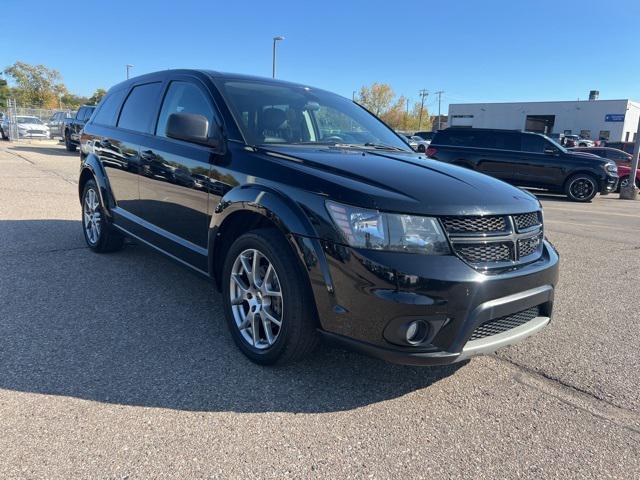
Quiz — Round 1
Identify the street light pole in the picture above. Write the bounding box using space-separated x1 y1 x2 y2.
272 36 284 78
434 91 445 130
126 64 134 80
620 115 640 200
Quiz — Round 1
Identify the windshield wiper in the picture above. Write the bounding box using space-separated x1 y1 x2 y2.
363 142 407 152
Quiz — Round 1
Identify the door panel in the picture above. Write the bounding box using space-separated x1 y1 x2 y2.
138 138 211 249
93 128 142 215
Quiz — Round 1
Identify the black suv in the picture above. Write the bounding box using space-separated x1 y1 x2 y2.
427 128 618 202
78 70 559 366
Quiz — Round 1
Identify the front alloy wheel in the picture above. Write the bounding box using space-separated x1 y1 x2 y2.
229 248 284 349
222 229 318 365
566 174 597 202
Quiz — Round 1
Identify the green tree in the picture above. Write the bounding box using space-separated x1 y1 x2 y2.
4 61 63 108
88 88 107 105
0 77 9 108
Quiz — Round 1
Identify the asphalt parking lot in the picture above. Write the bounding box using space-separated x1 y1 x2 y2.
1 140 639 479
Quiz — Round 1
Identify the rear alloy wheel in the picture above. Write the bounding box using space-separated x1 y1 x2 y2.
565 173 597 202
222 229 318 365
81 179 124 253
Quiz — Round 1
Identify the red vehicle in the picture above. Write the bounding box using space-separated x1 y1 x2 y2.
617 165 640 191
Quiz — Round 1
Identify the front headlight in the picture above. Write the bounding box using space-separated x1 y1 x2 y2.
604 162 618 174
326 200 450 255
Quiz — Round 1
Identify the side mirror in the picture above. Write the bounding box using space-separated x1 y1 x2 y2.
166 113 220 147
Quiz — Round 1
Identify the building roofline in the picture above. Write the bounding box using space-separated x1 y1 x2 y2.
449 99 637 107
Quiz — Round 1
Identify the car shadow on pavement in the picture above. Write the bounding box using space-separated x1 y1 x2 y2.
8 144 76 158
0 219 466 414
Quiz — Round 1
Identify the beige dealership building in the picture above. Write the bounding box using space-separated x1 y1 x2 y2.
448 98 640 142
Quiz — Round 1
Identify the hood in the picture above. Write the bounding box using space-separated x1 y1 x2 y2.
259 145 540 216
18 123 48 130
566 150 608 163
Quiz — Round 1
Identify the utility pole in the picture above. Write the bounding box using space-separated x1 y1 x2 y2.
418 89 428 130
620 115 640 200
126 64 134 80
352 90 356 101
434 91 445 130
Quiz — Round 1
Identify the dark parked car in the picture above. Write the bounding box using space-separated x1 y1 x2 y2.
78 69 559 366
414 131 436 141
64 105 95 151
427 128 618 202
48 111 74 138
605 141 635 155
569 146 632 167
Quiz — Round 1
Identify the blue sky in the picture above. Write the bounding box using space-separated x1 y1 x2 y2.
2 0 639 113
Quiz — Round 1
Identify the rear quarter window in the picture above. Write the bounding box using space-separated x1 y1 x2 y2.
93 90 127 127
117 82 163 133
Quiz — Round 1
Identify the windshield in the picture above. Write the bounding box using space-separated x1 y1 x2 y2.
217 79 410 151
17 117 42 124
542 134 567 153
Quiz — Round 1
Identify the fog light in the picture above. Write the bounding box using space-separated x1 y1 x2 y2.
405 320 429 345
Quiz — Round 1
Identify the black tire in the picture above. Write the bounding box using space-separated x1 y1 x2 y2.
81 179 124 253
65 131 77 152
417 144 426 153
564 173 598 202
222 228 318 365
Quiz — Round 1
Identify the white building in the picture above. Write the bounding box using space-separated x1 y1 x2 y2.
448 98 640 142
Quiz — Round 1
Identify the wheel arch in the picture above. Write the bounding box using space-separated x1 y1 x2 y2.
208 185 330 295
79 153 114 217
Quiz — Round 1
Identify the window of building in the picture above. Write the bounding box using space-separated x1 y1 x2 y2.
156 81 216 137
564 129 572 135
117 82 163 133
580 130 591 139
599 130 610 141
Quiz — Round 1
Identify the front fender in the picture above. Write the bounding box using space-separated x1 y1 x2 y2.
79 153 114 217
209 185 337 319
210 185 319 238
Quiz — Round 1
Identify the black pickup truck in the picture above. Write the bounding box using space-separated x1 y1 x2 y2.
63 105 95 151
427 128 619 202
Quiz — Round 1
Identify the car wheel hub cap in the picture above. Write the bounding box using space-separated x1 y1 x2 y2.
230 248 283 350
571 179 594 199
83 188 101 245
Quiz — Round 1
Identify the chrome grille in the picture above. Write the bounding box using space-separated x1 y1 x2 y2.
441 216 507 233
518 233 543 258
457 242 512 263
514 212 541 231
469 306 540 341
441 211 544 269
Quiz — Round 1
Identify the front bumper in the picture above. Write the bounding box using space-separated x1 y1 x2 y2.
304 238 559 366
602 174 618 193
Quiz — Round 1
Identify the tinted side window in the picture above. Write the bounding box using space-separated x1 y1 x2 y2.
82 107 95 121
155 81 215 137
521 135 545 153
93 90 127 127
435 131 474 146
117 82 163 133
